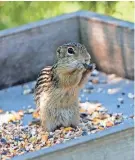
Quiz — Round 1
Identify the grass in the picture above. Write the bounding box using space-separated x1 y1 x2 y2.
0 1 134 31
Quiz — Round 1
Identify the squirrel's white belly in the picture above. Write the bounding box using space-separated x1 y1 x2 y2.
39 88 79 127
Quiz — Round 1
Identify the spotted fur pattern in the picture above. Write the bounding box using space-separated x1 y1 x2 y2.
34 42 95 131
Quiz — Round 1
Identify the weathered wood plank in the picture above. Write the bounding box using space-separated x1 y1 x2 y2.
79 11 134 79
0 11 134 87
0 12 80 89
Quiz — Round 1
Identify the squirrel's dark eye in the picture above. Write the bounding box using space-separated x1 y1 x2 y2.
67 47 74 54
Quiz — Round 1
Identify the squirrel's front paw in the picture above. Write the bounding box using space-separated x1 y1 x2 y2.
92 63 96 71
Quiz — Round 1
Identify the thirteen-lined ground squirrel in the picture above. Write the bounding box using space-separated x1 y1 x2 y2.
34 42 95 131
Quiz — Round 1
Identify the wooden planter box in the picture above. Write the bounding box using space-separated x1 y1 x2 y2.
0 11 134 160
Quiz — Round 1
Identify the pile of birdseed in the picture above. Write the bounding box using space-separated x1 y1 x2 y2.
0 70 134 160
0 103 134 160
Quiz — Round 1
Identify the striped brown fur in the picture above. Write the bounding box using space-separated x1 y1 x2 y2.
34 42 95 131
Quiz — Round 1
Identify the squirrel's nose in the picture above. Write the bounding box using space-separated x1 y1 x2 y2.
85 54 91 64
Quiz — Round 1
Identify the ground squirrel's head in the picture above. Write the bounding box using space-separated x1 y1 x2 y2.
56 42 91 65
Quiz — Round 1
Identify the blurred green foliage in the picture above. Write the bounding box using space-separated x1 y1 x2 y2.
0 1 134 30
